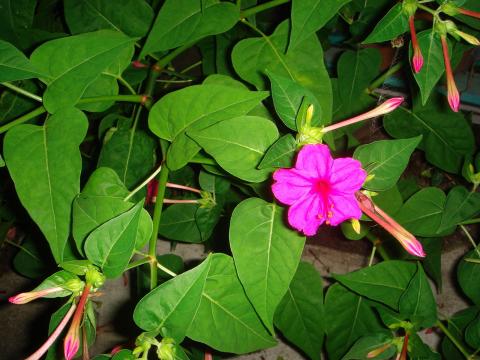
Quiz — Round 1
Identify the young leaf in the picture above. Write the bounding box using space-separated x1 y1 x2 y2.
274 261 324 360
140 0 239 57
394 187 448 237
84 201 143 278
438 186 480 232
188 116 279 183
399 263 437 329
4 107 88 263
384 104 475 174
186 254 277 353
354 136 422 191
258 133 297 170
148 84 268 170
411 30 447 105
290 0 352 51
133 255 212 342
64 0 154 37
30 30 135 113
0 40 42 81
325 284 384 360
267 70 322 130
333 261 416 309
230 198 305 333
232 20 332 122
363 4 409 44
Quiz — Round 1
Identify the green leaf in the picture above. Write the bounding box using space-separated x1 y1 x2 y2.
325 284 384 360
411 30 446 105
0 40 42 81
188 116 279 183
258 133 297 170
267 70 322 130
441 307 478 359
134 255 212 342
0 80 39 125
72 167 152 254
4 107 87 263
187 254 277 353
158 204 202 243
140 0 239 56
148 84 268 170
394 187 448 237
97 129 156 189
30 30 135 113
336 48 380 119
33 270 79 298
384 105 475 174
84 201 143 278
112 350 135 360
354 136 422 191
274 261 324 360
438 186 480 232
458 247 480 305
409 334 441 360
342 333 396 360
0 0 36 49
399 263 437 328
290 0 352 51
363 4 409 44
465 313 480 349
64 0 154 37
230 198 305 333
198 170 230 194
232 20 332 122
13 234 49 278
333 261 416 309
60 260 92 275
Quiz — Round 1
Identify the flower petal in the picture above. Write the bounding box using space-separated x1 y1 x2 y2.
272 168 313 205
295 144 333 178
330 157 367 193
328 193 362 226
287 193 324 236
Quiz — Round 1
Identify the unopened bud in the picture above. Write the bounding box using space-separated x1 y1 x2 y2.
305 104 314 124
85 266 105 289
63 279 85 295
351 219 361 234
454 30 480 46
441 3 460 16
157 338 176 360
402 0 417 17
367 342 392 358
297 126 324 145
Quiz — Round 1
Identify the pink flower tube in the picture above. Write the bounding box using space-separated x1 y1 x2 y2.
440 35 460 112
409 15 424 73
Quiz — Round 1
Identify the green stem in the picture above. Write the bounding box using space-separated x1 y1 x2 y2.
117 76 137 95
368 63 403 93
366 233 391 261
417 3 437 16
0 94 148 134
241 0 290 18
4 239 41 261
460 225 480 257
1 82 43 102
126 257 151 271
148 163 170 290
124 163 163 202
460 218 480 225
368 245 376 266
157 41 197 69
437 320 471 360
157 262 177 277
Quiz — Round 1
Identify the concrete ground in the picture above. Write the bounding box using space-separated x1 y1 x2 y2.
0 233 472 359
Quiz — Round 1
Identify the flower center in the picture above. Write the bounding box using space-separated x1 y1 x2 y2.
314 179 331 195
314 179 334 223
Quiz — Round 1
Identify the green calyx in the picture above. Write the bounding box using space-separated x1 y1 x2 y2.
434 20 449 36
62 278 85 295
156 338 176 360
85 266 106 289
402 0 418 17
198 191 216 208
441 2 460 16
296 125 324 146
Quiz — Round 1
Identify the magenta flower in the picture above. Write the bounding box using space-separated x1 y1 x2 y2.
272 144 367 236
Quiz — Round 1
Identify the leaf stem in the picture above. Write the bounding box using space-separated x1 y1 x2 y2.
1 82 43 102
0 106 46 134
368 63 403 93
124 163 163 202
436 320 471 359
366 233 391 260
417 3 437 16
4 239 41 261
125 257 151 271
460 225 480 257
368 245 377 266
148 163 170 290
460 218 480 225
240 0 290 18
157 262 177 277
117 76 137 95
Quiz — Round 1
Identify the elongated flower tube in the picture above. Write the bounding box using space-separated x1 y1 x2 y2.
409 15 423 73
355 192 426 257
64 284 91 360
440 35 460 112
458 7 480 19
25 302 77 360
321 97 404 134
9 286 64 304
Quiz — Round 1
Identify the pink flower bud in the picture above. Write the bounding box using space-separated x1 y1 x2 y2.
459 8 480 19
9 286 64 304
409 16 424 73
441 36 460 112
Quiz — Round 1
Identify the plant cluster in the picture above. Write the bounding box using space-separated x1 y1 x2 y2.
1 0 480 359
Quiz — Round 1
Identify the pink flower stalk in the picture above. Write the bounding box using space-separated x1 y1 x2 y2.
321 97 404 134
25 302 77 360
272 144 367 236
146 180 202 204
441 35 460 112
458 7 480 19
409 15 423 73
9 286 64 304
64 284 91 360
355 192 425 257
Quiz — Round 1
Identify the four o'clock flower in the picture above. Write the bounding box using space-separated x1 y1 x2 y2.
355 191 425 257
409 15 423 73
9 286 65 304
440 35 460 112
457 7 480 19
64 284 92 360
